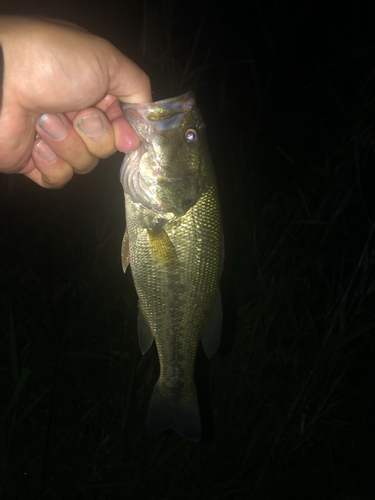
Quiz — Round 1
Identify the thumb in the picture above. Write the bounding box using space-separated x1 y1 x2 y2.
104 45 152 104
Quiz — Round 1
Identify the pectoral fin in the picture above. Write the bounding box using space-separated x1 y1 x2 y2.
201 291 222 358
147 222 178 267
137 303 154 354
121 228 130 273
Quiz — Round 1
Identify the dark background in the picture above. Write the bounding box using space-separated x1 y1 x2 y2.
1 1 375 499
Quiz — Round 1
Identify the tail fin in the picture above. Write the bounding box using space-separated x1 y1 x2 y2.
146 378 201 442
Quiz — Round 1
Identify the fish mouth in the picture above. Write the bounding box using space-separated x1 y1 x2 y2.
121 92 205 136
121 92 196 119
120 92 203 215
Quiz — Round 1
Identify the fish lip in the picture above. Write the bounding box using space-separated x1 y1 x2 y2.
120 91 196 113
120 92 205 134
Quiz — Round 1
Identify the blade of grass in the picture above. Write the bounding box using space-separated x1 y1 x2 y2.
13 384 53 428
0 367 31 430
8 298 18 388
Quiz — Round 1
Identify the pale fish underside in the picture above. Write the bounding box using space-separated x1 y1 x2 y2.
119 92 223 442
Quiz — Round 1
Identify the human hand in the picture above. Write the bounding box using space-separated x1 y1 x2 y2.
0 16 151 188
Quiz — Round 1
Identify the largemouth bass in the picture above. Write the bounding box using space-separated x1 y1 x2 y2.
120 92 223 442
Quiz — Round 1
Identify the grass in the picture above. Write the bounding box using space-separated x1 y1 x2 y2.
1 1 375 499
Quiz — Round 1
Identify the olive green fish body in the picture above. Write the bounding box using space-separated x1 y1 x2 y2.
120 92 223 441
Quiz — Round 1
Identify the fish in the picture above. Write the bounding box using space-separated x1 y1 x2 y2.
119 91 223 442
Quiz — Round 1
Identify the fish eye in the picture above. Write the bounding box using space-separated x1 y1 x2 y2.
185 128 199 144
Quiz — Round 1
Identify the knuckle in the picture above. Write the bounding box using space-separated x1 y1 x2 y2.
74 155 99 174
44 168 73 189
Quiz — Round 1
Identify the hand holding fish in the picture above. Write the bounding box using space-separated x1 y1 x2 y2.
0 16 151 188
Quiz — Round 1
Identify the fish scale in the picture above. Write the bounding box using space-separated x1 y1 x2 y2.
120 92 223 441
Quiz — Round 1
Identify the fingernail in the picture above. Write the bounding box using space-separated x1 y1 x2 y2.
39 114 66 139
77 114 104 137
35 140 57 162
